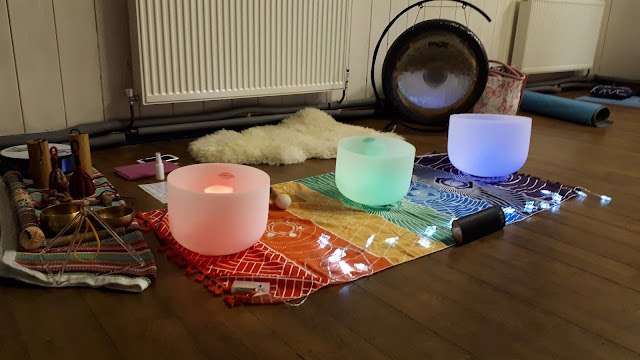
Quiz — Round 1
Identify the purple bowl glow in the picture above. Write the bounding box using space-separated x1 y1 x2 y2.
447 114 532 178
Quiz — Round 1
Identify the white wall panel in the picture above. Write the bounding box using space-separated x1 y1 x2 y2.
492 0 519 62
139 103 173 118
203 99 233 113
8 0 66 133
0 0 23 135
281 94 308 106
479 0 497 59
440 2 457 20
344 0 373 100
467 0 485 42
389 0 410 44
304 93 326 106
173 102 204 115
54 0 104 127
596 0 640 80
232 98 259 108
95 0 134 121
365 0 391 99
257 96 285 106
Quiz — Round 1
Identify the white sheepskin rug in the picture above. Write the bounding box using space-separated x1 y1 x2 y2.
189 108 403 165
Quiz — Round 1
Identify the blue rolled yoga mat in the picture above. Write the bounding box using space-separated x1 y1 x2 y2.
520 91 613 127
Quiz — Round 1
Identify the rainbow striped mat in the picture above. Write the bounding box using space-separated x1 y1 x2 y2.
138 154 578 306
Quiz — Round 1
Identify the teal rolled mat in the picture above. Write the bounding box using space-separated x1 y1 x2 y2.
520 91 613 127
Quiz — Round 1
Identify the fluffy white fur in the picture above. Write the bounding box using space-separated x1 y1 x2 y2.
189 108 403 165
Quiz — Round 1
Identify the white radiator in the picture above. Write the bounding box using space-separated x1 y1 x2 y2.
511 0 605 74
130 0 351 105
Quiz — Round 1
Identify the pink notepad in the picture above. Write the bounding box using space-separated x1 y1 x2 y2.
114 161 180 180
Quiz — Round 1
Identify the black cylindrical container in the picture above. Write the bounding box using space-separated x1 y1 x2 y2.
451 206 506 245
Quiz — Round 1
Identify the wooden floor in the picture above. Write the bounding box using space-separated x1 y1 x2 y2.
1 92 639 360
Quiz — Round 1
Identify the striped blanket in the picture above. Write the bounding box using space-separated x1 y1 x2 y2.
0 170 156 292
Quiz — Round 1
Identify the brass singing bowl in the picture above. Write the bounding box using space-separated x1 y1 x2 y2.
94 206 135 229
40 203 82 235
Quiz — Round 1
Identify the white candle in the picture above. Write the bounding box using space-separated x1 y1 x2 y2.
204 185 234 194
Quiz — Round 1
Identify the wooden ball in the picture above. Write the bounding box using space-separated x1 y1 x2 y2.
274 194 292 210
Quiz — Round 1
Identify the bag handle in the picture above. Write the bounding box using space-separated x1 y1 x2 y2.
487 60 526 80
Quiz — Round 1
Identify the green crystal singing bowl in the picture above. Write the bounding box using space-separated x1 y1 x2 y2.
335 136 416 206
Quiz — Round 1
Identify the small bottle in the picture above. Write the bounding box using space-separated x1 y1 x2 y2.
155 152 165 181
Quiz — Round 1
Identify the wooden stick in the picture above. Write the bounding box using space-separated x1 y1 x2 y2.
26 139 51 189
45 227 126 248
3 171 46 250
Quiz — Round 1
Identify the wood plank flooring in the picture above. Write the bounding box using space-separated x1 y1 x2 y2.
1 92 639 359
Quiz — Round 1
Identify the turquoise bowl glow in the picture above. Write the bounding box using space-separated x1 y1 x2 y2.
335 136 416 206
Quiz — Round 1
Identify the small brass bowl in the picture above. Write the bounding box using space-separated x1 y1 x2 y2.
40 203 82 235
94 206 135 229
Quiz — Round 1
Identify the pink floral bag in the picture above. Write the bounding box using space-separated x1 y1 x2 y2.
472 60 527 115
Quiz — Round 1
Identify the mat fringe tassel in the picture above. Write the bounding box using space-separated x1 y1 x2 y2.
224 292 255 308
136 212 242 307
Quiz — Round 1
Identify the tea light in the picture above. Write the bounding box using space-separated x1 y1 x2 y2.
335 136 416 206
204 185 234 194
167 163 270 256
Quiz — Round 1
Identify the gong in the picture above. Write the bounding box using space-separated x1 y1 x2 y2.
382 19 488 126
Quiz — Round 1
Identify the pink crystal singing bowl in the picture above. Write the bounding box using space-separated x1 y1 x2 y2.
167 163 270 256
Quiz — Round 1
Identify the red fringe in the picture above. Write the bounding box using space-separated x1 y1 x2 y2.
224 292 255 308
166 249 181 258
157 244 171 253
203 278 228 295
136 210 240 306
185 264 200 275
135 212 153 232
172 256 191 267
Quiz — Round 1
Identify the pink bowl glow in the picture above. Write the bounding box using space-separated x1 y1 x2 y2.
167 163 270 256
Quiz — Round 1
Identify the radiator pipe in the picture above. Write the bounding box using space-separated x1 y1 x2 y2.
0 120 130 149
130 98 375 129
524 86 563 93
0 99 377 149
136 108 377 137
90 132 128 148
526 82 598 93
557 82 595 90
136 114 293 136
337 68 351 104
525 75 595 88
